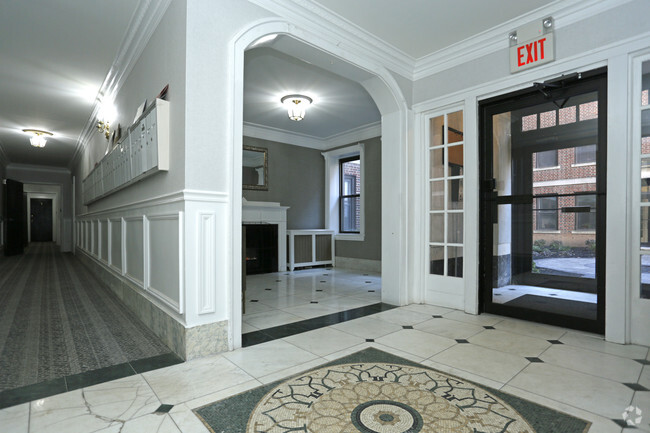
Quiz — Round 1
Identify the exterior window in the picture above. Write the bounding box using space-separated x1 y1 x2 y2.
575 144 596 164
428 109 464 277
575 195 596 230
535 150 557 168
340 156 361 233
536 197 557 230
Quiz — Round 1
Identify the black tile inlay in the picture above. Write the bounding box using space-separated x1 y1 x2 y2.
368 290 375 292
323 274 329 276
455 339 470 344
365 281 372 283
316 289 323 292
494 293 502 296
250 299 258 302
483 326 495 329
624 383 649 391
156 404 174 413
611 419 631 428
0 378 67 410
130 352 184 374
550 294 558 297
242 303 399 348
310 301 318 304
275 279 282 282
526 357 544 363
432 315 443 318
265 288 272 291
320 281 326 283
402 325 414 329
363 274 369 276
634 358 650 365
66 362 136 391
508 288 516 291
548 340 564 345
366 338 375 342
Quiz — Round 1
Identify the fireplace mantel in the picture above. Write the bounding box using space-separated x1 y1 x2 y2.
242 199 288 272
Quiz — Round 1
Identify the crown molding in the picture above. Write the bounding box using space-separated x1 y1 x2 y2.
247 0 415 79
243 121 381 151
412 0 635 81
70 0 172 170
6 163 71 175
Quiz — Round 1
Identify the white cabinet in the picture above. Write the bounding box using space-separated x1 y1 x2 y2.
83 99 169 204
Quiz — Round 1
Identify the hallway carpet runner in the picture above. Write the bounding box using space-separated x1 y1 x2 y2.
0 243 175 393
194 347 590 433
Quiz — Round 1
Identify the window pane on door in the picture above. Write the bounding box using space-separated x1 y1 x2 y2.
448 246 463 278
448 111 463 143
430 246 444 275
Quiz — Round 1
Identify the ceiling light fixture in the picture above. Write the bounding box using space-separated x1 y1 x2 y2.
281 94 313 121
22 129 53 148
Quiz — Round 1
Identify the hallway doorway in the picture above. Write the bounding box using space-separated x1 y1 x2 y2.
479 68 607 334
30 198 52 242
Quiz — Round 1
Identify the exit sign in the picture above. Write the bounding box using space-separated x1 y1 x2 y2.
509 19 555 73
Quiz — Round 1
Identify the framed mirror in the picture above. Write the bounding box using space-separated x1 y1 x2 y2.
243 145 268 190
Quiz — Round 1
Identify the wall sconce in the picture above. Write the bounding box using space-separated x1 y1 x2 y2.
97 120 110 140
22 129 53 148
281 94 313 121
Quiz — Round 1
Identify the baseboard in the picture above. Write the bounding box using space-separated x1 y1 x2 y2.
334 256 381 273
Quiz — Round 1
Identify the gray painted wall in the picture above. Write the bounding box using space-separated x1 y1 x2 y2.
335 136 382 261
243 136 324 229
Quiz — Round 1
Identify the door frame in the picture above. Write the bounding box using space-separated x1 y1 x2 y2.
26 191 58 244
478 68 607 334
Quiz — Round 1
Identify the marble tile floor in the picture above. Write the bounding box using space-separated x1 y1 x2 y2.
243 267 382 332
2 305 649 432
493 284 598 304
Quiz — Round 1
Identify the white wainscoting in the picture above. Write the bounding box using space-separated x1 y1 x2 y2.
77 208 184 316
100 219 109 263
125 217 145 285
147 213 183 314
197 212 217 315
109 218 123 272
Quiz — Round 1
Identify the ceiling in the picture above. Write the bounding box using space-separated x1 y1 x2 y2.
0 0 558 171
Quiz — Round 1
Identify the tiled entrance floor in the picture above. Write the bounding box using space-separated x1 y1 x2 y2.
2 304 648 432
243 267 382 332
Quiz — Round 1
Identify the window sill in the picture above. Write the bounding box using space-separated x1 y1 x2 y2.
335 233 365 242
571 230 596 234
533 230 560 234
533 166 560 171
571 162 596 168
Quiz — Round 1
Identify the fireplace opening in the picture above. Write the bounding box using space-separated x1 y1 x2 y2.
244 224 278 275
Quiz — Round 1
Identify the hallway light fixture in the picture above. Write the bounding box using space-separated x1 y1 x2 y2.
281 94 313 121
22 129 53 148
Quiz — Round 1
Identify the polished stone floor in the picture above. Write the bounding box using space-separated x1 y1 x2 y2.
2 304 648 432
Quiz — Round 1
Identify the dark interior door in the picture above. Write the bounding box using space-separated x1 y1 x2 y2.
30 198 53 242
4 179 25 256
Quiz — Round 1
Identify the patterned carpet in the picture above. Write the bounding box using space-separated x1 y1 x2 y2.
0 243 174 392
195 348 591 433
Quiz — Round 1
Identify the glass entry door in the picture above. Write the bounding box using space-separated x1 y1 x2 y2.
479 69 606 333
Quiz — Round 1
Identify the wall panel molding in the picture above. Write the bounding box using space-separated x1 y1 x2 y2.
197 212 217 315
147 212 182 313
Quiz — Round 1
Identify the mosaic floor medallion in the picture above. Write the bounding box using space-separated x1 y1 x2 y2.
247 362 535 432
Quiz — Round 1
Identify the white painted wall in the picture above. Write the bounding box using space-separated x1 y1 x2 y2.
411 0 650 344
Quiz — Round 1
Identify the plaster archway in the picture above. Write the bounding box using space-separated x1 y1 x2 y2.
229 18 411 349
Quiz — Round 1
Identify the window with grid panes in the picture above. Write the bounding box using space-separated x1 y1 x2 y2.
428 109 464 277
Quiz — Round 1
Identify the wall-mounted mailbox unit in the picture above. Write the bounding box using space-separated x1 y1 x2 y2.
82 98 169 205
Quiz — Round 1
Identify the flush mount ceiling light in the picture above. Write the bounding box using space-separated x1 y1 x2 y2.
22 129 53 148
281 94 313 121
